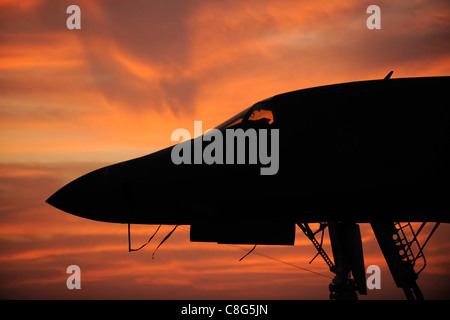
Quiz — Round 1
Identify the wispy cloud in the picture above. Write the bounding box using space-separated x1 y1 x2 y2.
0 0 449 299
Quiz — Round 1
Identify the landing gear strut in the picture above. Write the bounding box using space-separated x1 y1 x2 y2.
298 221 367 300
299 220 440 300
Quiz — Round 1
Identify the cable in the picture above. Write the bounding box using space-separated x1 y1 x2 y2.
152 225 179 259
177 225 333 280
227 243 333 279
239 244 256 261
128 223 161 252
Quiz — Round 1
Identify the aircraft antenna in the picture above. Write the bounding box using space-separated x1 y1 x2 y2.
384 71 394 79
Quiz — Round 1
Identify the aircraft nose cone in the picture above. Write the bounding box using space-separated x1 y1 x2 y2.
46 146 201 224
46 166 127 223
46 186 73 214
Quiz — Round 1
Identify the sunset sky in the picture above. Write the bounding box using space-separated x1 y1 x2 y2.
1 0 450 300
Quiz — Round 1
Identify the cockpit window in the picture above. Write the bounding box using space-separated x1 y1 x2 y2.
248 109 274 124
214 101 275 131
215 107 252 130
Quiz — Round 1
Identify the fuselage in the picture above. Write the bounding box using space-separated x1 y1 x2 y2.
47 76 450 242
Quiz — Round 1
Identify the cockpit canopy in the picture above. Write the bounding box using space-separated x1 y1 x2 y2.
215 100 275 130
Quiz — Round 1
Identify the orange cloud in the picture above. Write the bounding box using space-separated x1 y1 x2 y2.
1 0 450 300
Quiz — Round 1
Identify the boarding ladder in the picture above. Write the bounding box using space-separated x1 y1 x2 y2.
371 221 440 300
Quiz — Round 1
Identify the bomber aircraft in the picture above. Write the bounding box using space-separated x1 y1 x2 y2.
47 73 450 299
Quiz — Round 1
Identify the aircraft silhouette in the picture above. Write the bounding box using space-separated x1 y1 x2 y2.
47 73 450 300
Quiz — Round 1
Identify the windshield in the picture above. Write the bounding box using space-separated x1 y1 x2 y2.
214 106 252 130
248 109 274 125
214 102 275 131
